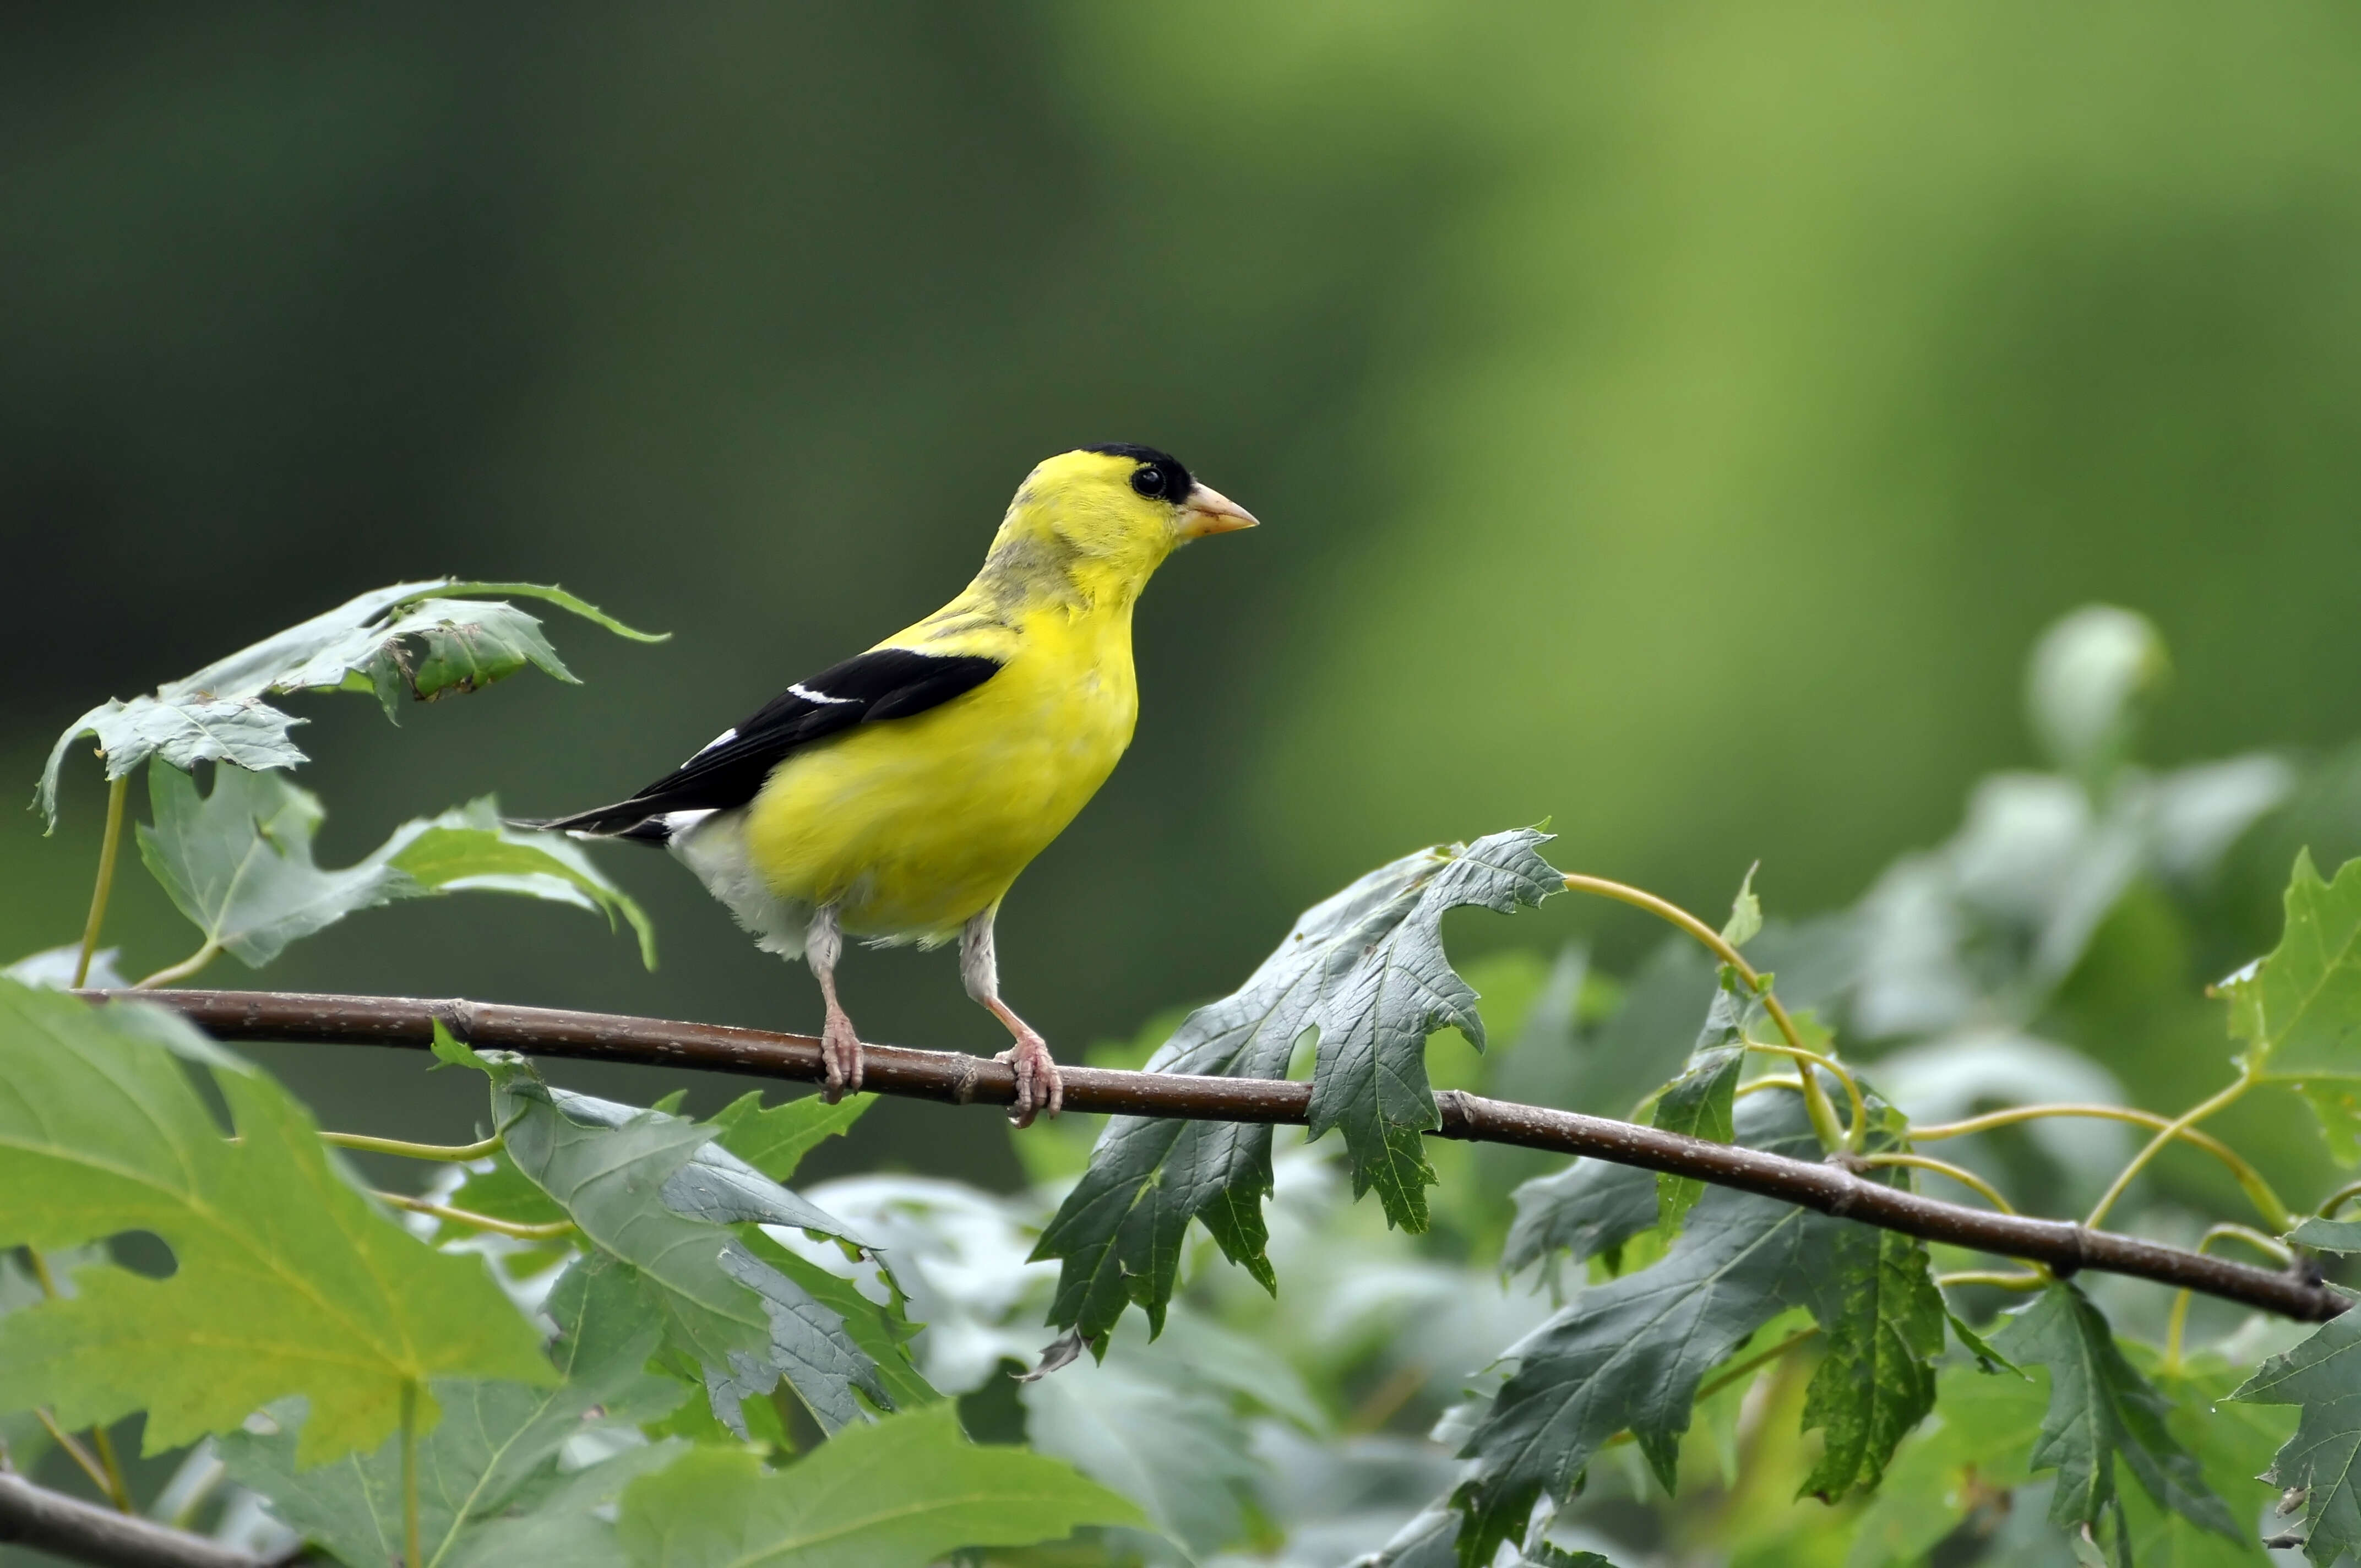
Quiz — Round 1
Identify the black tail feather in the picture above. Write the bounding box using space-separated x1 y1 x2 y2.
504 807 673 845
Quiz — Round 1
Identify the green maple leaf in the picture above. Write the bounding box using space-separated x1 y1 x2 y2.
1797 1219 1945 1500
1996 1283 2241 1566
1454 1095 1831 1560
1458 1088 1946 1561
477 1056 888 1435
709 1091 873 1184
221 1254 691 1568
38 578 662 826
0 979 551 1464
2231 1283 2361 1565
1503 1152 1661 1278
616 1403 1145 1567
2223 851 2361 1159
138 765 652 969
1033 829 1560 1340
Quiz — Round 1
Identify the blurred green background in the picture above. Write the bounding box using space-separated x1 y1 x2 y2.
8 3 2361 1190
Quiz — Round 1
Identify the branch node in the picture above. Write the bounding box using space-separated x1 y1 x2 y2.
954 1058 980 1106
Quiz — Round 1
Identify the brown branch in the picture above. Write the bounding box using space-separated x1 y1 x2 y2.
84 988 2347 1325
0 1470 292 1568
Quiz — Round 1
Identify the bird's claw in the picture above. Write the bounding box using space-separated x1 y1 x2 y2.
820 1010 866 1104
996 1031 1063 1129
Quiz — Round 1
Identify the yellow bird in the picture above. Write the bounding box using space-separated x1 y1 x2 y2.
533 447 1258 1124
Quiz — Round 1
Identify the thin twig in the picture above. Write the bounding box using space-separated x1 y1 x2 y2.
133 943 220 993
0 1469 281 1568
80 988 2351 1325
24 1251 132 1512
1938 1270 2048 1292
2086 1076 2254 1231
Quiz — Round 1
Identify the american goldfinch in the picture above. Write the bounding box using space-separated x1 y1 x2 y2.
532 446 1257 1125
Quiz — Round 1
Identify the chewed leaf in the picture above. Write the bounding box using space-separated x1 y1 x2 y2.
1033 829 1560 1342
136 767 653 971
36 578 661 826
0 978 551 1465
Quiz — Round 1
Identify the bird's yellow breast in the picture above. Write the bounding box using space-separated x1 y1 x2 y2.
741 601 1138 941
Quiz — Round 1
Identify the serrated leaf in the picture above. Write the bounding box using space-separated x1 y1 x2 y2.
2289 1216 2361 1253
1798 1223 1945 1500
616 1403 1145 1567
2224 852 2361 1157
1452 1095 1833 1560
1722 863 1764 948
2230 1284 2361 1565
137 765 652 970
1034 829 1560 1340
1503 1156 1661 1278
1996 1283 2241 1564
710 1092 872 1184
220 1254 690 1568
753 1239 941 1415
1845 1358 2052 1567
0 979 551 1464
483 1059 886 1435
37 578 662 826
1648 1047 1740 1235
2119 1344 2294 1568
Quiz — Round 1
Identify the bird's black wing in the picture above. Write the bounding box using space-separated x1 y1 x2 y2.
531 647 1002 836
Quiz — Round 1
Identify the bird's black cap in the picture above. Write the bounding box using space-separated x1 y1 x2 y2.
1085 443 1193 504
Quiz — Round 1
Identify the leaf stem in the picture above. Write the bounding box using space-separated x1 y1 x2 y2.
30 1411 113 1499
23 1250 132 1512
1859 1153 2017 1214
1742 1038 1867 1149
1937 1270 2048 1292
1915 1101 2288 1234
132 941 220 991
71 775 128 988
2318 1178 2361 1218
322 1132 500 1162
372 1191 575 1240
1562 872 1849 1151
400 1379 421 1568
2083 1075 2255 1231
2163 1224 2295 1371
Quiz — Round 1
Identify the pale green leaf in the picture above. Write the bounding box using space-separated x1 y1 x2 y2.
220 1255 689 1568
36 578 662 825
483 1058 887 1434
1648 1047 1740 1235
2287 1216 2361 1253
1721 862 1763 948
137 766 651 970
616 1403 1145 1567
710 1091 873 1184
2225 851 2361 1092
0 979 551 1464
1035 829 1560 1340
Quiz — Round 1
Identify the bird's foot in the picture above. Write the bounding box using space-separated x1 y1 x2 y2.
820 1006 866 1104
995 1028 1063 1129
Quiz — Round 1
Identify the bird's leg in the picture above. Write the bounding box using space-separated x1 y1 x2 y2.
808 904 864 1103
960 910 1063 1128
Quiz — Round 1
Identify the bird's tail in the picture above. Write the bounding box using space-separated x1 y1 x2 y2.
505 804 675 845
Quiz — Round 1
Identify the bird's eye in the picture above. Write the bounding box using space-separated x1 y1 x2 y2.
1130 465 1168 499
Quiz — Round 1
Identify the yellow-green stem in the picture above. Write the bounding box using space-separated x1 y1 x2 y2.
2084 1076 2255 1232
323 1131 501 1162
400 1379 422 1568
373 1190 576 1241
2163 1225 2291 1371
25 1248 133 1510
1916 1101 2288 1234
1744 1038 1867 1150
31 1409 113 1498
133 941 221 991
1562 873 1849 1151
72 775 128 988
1859 1152 2017 1215
1938 1270 2048 1292
2318 1178 2361 1218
